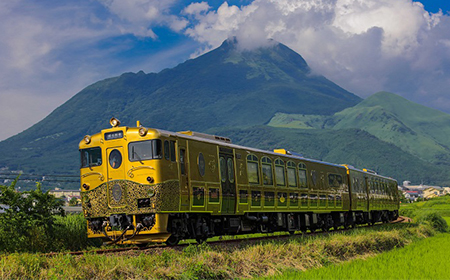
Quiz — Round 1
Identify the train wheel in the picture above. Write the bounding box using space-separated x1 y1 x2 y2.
289 231 295 235
136 243 148 248
165 235 180 246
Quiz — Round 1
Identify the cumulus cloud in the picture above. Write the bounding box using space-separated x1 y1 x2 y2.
98 0 188 36
0 0 191 141
182 0 450 114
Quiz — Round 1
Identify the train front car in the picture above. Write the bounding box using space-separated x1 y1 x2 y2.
79 118 174 245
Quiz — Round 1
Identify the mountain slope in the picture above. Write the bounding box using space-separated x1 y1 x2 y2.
327 92 450 164
210 126 448 185
0 38 360 176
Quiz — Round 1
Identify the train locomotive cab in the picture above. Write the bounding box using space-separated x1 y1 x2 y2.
80 118 173 245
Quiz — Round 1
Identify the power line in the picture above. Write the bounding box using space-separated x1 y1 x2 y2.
0 177 79 183
0 173 79 178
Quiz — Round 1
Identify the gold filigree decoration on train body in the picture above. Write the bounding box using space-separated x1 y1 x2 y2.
81 180 180 218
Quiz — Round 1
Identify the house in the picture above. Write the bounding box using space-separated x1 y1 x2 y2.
403 190 421 202
423 187 441 199
49 188 81 206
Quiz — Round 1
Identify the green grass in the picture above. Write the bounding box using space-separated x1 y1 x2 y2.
0 224 433 279
277 233 450 280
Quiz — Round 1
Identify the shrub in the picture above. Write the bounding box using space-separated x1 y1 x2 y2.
417 212 448 232
0 178 64 252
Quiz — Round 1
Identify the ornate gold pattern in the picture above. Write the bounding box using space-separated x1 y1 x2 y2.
82 180 180 218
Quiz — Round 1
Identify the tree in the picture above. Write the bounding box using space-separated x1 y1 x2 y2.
0 177 65 252
69 197 79 206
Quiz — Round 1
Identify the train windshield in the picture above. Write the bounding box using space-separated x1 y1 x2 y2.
128 140 162 162
80 147 102 168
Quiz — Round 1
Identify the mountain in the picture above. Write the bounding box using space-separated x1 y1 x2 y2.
0 38 361 181
269 91 450 165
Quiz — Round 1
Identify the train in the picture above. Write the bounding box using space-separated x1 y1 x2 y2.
79 118 399 246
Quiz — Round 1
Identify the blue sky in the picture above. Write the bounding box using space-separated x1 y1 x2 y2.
0 0 450 140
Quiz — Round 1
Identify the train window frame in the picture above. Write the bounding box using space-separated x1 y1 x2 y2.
328 174 343 188
219 156 227 183
164 140 170 160
180 148 186 175
109 149 122 169
227 157 235 183
287 161 297 188
261 157 274 186
247 154 260 184
198 152 206 177
170 140 176 162
298 163 307 188
128 139 162 162
80 147 102 168
274 159 286 187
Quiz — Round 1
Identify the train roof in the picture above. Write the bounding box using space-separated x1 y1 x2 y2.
155 128 346 169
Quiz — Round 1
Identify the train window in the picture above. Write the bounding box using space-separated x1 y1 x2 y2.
227 158 235 183
328 174 342 188
275 159 285 187
164 140 170 160
247 155 260 184
80 147 102 168
287 167 297 187
170 141 176 162
129 140 162 162
220 156 227 183
180 149 186 175
198 153 205 177
261 157 273 186
298 163 307 188
311 170 317 186
109 149 122 169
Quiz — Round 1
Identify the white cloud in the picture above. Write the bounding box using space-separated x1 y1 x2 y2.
183 2 211 15
182 0 450 114
98 0 187 35
0 0 191 141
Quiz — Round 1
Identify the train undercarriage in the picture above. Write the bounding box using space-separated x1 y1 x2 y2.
88 210 399 246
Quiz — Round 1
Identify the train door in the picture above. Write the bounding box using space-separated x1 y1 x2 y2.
219 149 236 214
178 140 190 211
106 147 126 208
364 176 371 212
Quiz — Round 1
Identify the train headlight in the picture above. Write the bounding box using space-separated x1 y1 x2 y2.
148 188 155 197
84 135 91 144
139 127 148 136
82 183 90 190
110 117 121 127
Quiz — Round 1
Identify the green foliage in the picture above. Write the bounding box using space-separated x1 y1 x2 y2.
0 223 435 279
69 197 79 206
416 212 448 232
0 177 65 252
278 233 450 280
0 178 99 253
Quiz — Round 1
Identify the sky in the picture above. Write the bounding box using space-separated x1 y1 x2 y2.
0 0 450 141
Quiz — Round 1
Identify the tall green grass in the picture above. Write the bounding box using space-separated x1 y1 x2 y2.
0 223 435 279
279 233 450 280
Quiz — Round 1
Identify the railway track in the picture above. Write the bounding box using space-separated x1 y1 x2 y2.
44 216 410 257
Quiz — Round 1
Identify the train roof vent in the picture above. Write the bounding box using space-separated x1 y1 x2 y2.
178 131 232 143
363 168 378 174
274 149 303 158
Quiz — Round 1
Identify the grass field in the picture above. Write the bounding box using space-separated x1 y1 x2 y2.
0 223 434 279
267 196 450 279
276 233 450 280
